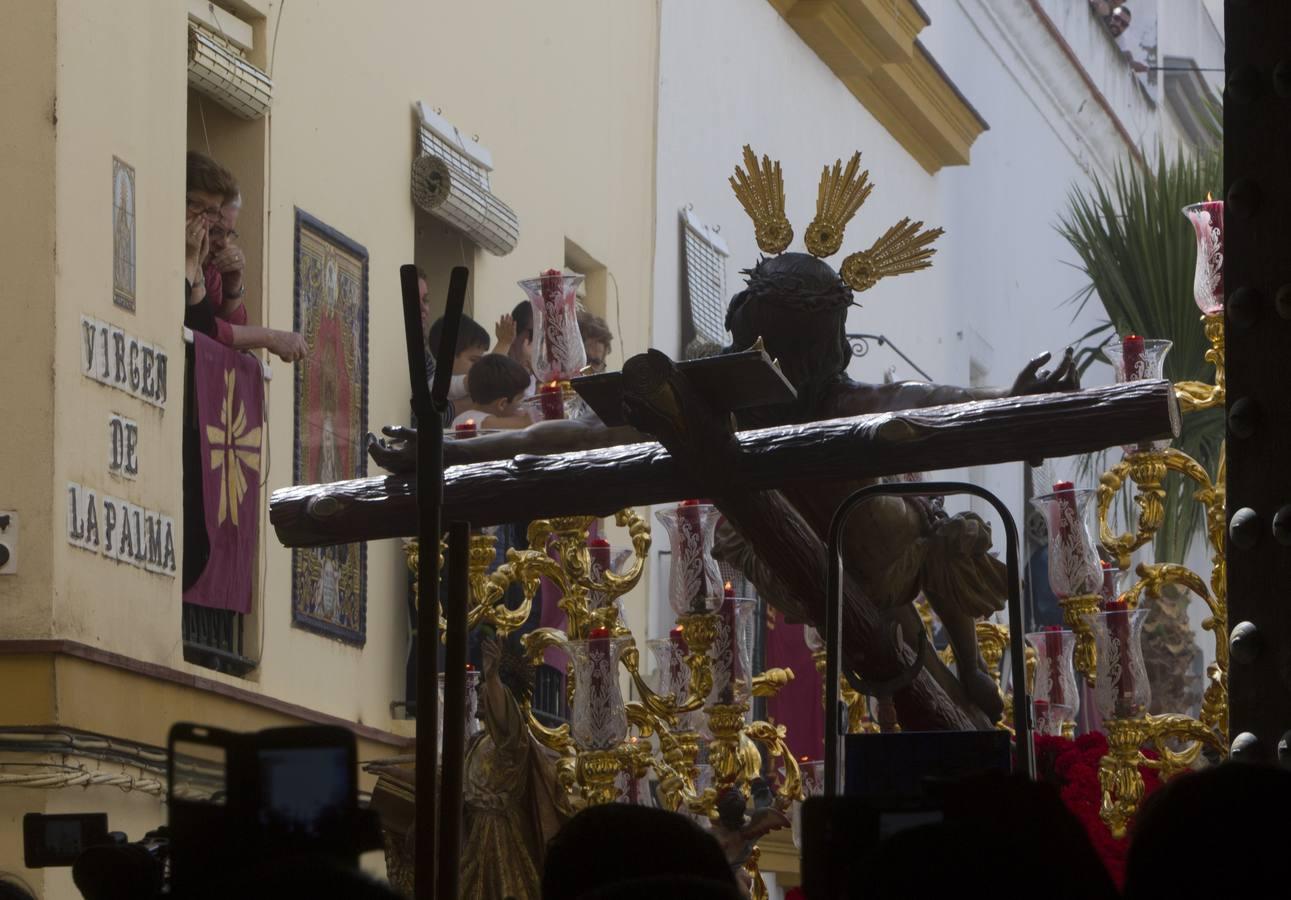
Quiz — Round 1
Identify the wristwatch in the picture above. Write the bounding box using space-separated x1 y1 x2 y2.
224 282 246 300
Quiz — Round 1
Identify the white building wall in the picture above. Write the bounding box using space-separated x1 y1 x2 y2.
652 0 1153 638
649 0 948 642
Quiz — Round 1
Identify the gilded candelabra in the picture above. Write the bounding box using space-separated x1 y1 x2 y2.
416 504 803 863
1030 193 1227 837
1088 313 1228 837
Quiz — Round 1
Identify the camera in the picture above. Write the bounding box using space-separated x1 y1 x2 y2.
24 814 170 900
23 723 381 899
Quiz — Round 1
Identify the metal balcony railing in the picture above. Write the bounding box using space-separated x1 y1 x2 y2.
182 603 255 675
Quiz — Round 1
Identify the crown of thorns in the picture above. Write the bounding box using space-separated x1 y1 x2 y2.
738 258 854 312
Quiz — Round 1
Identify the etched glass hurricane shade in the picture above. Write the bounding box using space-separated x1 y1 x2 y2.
566 634 631 750
1183 201 1224 315
648 638 686 698
1025 629 1079 725
1092 607 1151 720
1029 487 1103 599
586 543 636 614
1032 700 1074 737
710 596 758 707
650 632 696 730
1103 336 1173 454
655 503 724 616
518 271 586 383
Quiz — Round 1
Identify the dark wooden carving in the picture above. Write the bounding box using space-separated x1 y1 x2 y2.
271 379 1178 547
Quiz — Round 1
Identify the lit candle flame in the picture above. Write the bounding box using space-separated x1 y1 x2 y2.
724 580 733 591
1206 191 1213 202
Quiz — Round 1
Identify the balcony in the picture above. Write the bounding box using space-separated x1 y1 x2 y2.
182 602 255 676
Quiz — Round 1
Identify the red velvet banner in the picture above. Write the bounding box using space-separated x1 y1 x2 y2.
183 332 264 613
766 613 825 762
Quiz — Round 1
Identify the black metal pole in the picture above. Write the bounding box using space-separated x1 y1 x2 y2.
403 264 469 900
823 481 1033 797
437 520 470 900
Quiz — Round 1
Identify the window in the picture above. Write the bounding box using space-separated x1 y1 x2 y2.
564 238 606 314
181 2 271 676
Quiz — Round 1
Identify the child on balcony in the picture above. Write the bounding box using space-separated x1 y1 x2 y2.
451 354 534 431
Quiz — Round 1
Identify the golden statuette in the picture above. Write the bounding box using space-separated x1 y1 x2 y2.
804 152 872 258
730 145 793 254
840 217 944 293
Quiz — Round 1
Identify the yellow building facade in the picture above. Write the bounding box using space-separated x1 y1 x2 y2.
0 0 658 894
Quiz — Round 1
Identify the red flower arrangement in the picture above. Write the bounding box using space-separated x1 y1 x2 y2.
1032 732 1161 889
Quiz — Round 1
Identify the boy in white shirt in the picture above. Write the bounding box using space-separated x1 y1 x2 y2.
429 315 491 404
450 353 534 431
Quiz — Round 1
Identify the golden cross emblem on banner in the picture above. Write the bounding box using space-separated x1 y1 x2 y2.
207 367 262 527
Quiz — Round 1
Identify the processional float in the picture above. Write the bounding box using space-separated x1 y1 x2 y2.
270 147 1201 899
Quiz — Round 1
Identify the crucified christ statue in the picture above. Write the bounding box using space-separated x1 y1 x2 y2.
367 251 1079 727
292 148 1173 730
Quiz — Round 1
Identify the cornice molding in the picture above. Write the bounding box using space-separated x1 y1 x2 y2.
770 0 988 174
954 0 1144 181
0 640 414 750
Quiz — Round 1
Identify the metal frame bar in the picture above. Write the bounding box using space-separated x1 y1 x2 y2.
401 263 470 900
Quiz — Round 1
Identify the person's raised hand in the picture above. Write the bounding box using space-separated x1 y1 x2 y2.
495 314 516 347
185 214 208 278
212 244 246 292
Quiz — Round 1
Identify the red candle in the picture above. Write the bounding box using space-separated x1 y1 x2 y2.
718 581 737 704
1100 561 1118 608
677 500 711 613
1049 481 1075 581
1121 334 1145 382
1104 600 1136 718
454 418 478 439
538 380 565 421
1042 625 1066 706
669 625 688 699
540 268 566 377
588 537 612 610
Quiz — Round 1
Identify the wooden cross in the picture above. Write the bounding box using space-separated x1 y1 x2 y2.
270 353 1177 730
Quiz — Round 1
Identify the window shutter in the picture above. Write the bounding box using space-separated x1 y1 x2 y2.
187 24 273 120
411 102 519 257
680 206 731 359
